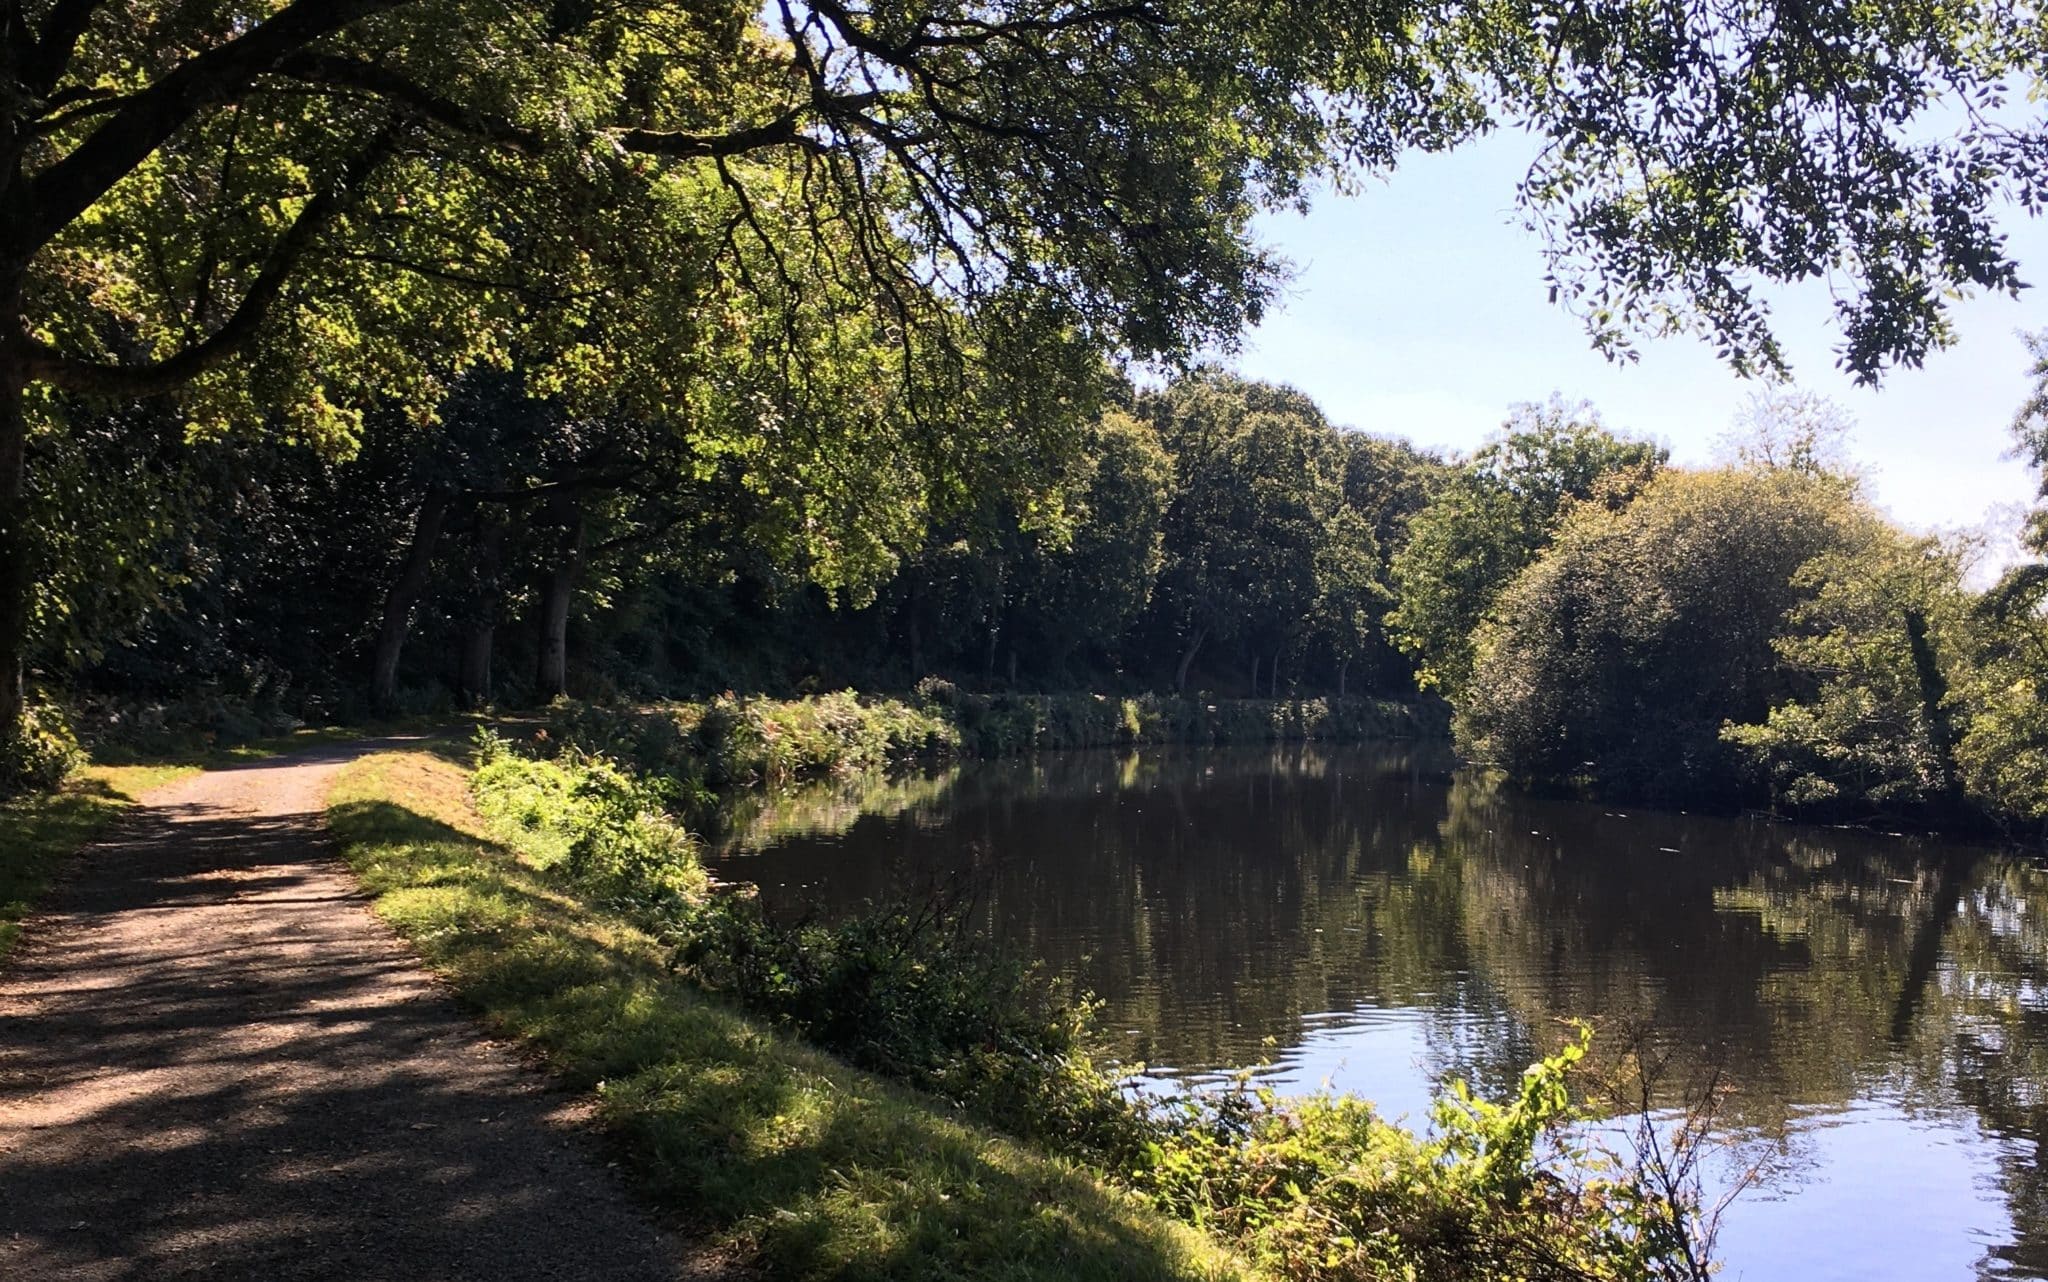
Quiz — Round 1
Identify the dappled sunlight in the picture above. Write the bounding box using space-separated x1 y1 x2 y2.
0 740 685 1282
328 751 1247 1281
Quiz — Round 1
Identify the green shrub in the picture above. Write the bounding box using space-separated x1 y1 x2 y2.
671 889 1148 1160
471 728 707 918
923 690 1430 756
538 692 959 794
0 700 84 796
72 690 303 762
1137 1032 1698 1282
534 692 1431 802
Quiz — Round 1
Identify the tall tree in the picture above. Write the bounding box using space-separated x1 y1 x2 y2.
1458 465 1868 804
1143 372 1345 692
4 0 2044 755
1010 409 1174 678
1387 398 1663 697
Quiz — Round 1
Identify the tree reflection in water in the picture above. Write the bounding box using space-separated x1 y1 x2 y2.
708 745 2048 1281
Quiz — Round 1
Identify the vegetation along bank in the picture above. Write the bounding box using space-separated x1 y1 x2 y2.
28 361 2048 845
315 730 1724 1282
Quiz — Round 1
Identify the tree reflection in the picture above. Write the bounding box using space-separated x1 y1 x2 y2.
710 746 2048 1277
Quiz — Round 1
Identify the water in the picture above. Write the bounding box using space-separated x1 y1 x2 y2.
704 745 2048 1281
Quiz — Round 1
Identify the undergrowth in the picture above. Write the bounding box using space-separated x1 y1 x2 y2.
332 749 1244 1282
453 730 1716 1281
521 688 1436 813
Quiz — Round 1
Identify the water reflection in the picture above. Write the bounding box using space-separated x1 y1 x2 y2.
705 745 2048 1281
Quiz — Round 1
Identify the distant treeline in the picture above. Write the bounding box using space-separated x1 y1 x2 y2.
35 368 1467 721
29 349 2048 834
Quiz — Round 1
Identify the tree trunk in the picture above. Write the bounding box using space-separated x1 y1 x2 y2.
1337 657 1349 699
458 517 504 707
536 498 584 700
1271 649 1282 698
0 359 26 750
1249 653 1260 698
369 488 451 711
982 576 1005 682
460 623 493 707
906 584 924 679
1904 608 1962 808
0 84 26 754
1174 627 1206 693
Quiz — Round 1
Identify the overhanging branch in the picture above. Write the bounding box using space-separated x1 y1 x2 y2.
13 0 418 258
14 129 397 395
615 94 879 160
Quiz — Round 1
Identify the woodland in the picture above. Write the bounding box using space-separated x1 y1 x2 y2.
8 6 2048 1280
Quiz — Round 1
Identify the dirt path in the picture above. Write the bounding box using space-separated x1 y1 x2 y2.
0 739 708 1281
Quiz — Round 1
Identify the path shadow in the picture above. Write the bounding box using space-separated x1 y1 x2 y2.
0 751 689 1282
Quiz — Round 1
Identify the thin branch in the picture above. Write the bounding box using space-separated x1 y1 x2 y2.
15 127 398 394
13 0 416 258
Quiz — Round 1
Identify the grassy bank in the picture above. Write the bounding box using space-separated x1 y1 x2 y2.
538 688 1440 796
0 763 197 958
328 749 1248 1282
351 740 1712 1281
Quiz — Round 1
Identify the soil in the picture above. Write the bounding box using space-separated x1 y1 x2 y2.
0 738 721 1281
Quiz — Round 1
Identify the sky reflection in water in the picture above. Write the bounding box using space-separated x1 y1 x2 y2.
706 745 2048 1282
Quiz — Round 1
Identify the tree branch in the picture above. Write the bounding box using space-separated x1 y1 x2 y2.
14 128 397 394
24 0 105 97
614 94 879 160
12 0 416 259
269 52 542 154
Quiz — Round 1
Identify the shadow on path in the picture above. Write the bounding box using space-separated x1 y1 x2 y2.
0 738 700 1281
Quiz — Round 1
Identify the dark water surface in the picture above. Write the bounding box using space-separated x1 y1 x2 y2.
704 746 2048 1281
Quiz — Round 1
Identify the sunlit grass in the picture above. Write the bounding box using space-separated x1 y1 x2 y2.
327 750 1248 1282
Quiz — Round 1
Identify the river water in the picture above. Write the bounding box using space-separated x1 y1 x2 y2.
704 745 2048 1281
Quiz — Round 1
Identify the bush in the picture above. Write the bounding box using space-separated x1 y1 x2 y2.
71 689 303 762
534 691 1432 804
0 700 84 796
538 692 959 794
1137 1032 1685 1282
470 728 707 919
928 690 1430 756
671 889 1148 1159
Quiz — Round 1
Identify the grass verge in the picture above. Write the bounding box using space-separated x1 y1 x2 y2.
327 749 1250 1282
0 763 199 959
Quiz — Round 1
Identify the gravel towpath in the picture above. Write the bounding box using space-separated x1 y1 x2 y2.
0 740 708 1281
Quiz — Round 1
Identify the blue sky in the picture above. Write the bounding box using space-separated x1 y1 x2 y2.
1231 130 2048 561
